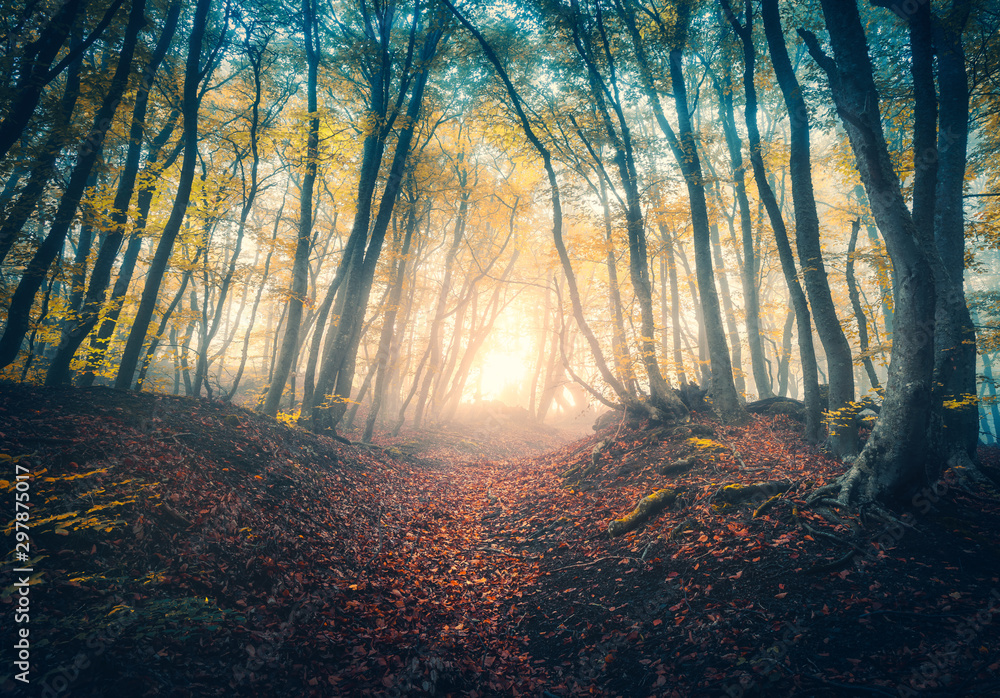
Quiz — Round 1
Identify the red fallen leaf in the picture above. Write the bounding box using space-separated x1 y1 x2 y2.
484 656 496 667
775 592 788 599
655 675 667 687
382 675 395 687
652 619 662 626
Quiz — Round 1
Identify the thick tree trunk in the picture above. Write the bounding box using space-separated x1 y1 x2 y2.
801 0 937 504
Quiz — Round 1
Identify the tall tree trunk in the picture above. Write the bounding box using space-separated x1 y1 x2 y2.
310 24 445 433
598 175 637 395
709 219 746 396
667 235 686 386
667 48 746 422
0 0 93 162
568 0 672 408
529 271 553 419
444 0 671 421
723 0 820 441
931 4 979 474
0 33 84 267
761 0 856 456
114 0 213 390
715 54 772 399
777 307 794 397
226 193 287 402
362 195 419 441
192 30 269 396
260 0 319 416
77 119 183 386
0 0 146 371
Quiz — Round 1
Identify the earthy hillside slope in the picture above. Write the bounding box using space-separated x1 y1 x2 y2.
1 384 999 697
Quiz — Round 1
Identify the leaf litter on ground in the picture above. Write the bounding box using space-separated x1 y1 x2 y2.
1 384 1000 697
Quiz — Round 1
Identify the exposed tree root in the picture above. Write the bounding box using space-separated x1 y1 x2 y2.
803 549 857 575
660 456 701 477
714 480 792 506
607 488 677 537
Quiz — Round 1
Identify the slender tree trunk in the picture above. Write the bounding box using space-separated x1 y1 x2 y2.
0 35 84 267
114 0 212 390
724 0 820 440
260 0 319 416
715 55 772 399
444 0 666 420
709 220 746 396
777 307 794 397
668 49 746 422
667 236 686 386
0 0 91 162
599 176 637 395
761 0 857 456
47 1 182 386
930 5 979 473
77 113 183 386
846 218 881 391
529 272 553 419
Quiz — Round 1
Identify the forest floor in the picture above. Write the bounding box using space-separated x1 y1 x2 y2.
2 384 1000 697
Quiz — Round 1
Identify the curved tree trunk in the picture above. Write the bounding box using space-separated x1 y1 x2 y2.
761 0 857 457
0 0 146 372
